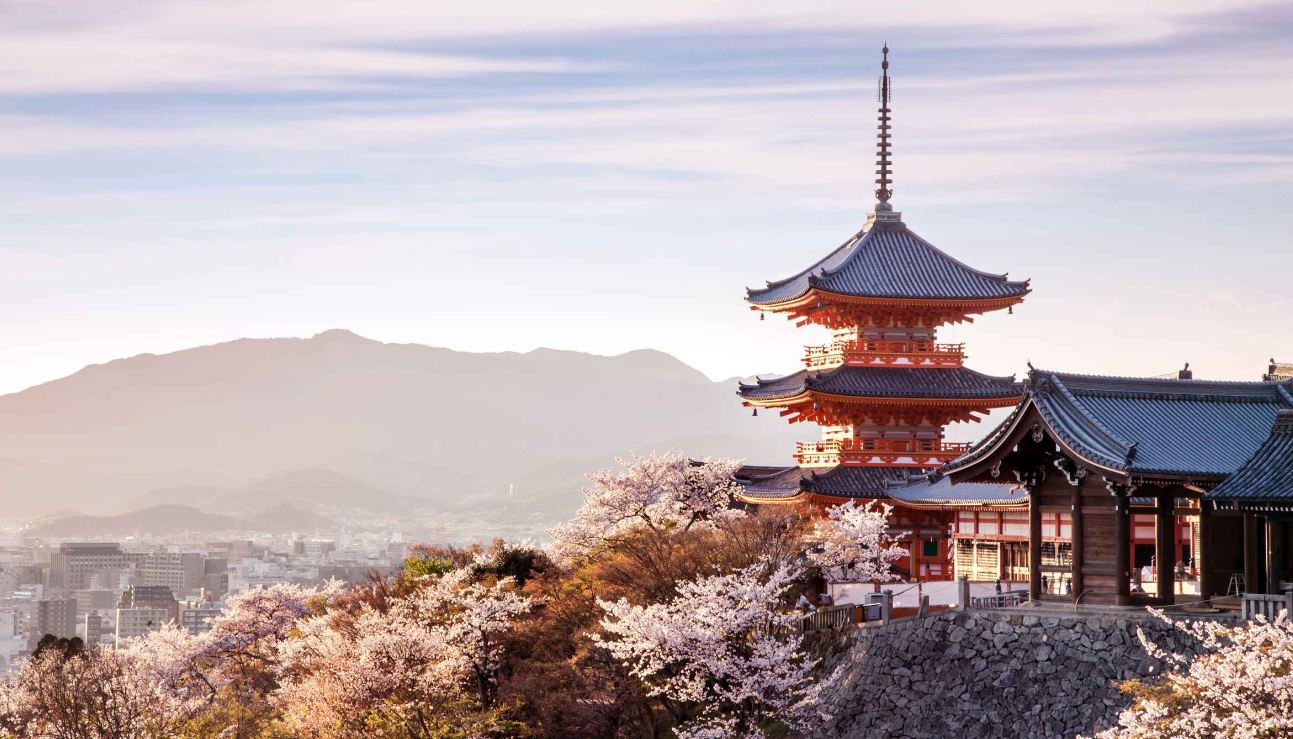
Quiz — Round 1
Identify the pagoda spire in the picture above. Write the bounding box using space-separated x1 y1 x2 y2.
874 45 894 210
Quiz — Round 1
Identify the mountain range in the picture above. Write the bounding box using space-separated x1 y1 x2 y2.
26 502 333 538
0 330 804 525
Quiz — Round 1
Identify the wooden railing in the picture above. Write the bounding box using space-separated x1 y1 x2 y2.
970 589 1030 609
1241 592 1293 621
801 604 858 633
803 340 965 369
796 438 973 467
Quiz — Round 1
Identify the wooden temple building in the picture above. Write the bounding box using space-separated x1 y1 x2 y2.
733 47 1029 579
941 370 1293 605
1205 408 1293 597
730 47 1293 604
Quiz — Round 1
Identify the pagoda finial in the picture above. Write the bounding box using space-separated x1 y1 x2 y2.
874 45 894 209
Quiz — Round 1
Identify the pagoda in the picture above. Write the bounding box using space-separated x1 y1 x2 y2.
735 49 1030 576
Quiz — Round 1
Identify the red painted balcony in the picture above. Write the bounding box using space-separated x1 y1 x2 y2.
795 438 973 468
803 340 965 370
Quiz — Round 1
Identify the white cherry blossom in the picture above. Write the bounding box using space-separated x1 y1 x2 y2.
596 561 837 737
807 499 908 584
547 452 745 561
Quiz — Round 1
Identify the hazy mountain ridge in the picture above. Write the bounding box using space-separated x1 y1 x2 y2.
129 469 419 515
27 502 333 538
0 330 803 522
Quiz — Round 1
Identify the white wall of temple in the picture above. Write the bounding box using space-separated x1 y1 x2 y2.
835 326 940 342
820 423 944 440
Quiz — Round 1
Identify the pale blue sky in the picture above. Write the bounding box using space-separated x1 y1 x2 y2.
3 1 1292 397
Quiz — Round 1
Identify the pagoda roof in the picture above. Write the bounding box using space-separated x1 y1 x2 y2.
1207 410 1293 502
738 365 1022 403
734 464 1020 507
884 473 1023 507
746 219 1030 307
733 464 811 500
734 465 910 501
944 370 1293 481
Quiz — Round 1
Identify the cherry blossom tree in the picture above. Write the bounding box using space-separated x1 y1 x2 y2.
118 623 216 713
595 561 837 738
398 563 534 709
547 453 745 561
205 581 343 663
273 567 533 737
0 633 208 739
180 581 344 736
273 608 466 736
1094 611 1293 738
807 499 908 584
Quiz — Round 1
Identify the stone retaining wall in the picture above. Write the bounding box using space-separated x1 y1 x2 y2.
822 609 1212 739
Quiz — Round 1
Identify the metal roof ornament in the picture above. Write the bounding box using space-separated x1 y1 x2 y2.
874 45 896 215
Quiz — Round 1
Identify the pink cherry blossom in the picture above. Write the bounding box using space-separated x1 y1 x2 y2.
1094 609 1293 738
547 452 746 561
596 561 838 737
807 499 909 584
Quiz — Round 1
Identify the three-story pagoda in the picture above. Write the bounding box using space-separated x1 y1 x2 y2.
736 48 1029 520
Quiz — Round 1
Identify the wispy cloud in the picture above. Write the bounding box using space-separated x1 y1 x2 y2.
0 0 1290 394
0 1 1273 94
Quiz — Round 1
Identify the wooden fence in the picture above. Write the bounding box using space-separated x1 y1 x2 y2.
1241 592 1293 621
801 604 858 633
970 589 1030 609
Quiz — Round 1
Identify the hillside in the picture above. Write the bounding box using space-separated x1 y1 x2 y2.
0 330 804 521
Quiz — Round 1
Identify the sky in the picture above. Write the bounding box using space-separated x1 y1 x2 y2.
3 0 1292 397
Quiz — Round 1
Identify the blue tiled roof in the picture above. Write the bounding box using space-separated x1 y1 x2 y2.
804 466 912 496
1207 410 1293 501
746 220 1030 306
734 465 910 500
938 406 1025 475
734 465 812 500
946 371 1293 480
734 464 1021 506
738 365 1022 402
885 473 1023 506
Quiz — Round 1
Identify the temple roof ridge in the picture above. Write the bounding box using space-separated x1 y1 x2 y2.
1034 371 1137 455
1029 367 1292 401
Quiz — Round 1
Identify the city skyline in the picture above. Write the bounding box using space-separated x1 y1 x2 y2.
4 1 1292 395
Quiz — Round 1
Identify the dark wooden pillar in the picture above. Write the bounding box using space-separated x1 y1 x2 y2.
1070 484 1084 602
1197 502 1213 598
1156 493 1175 605
1113 490 1131 606
1266 516 1285 595
1029 487 1042 601
1243 512 1263 595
